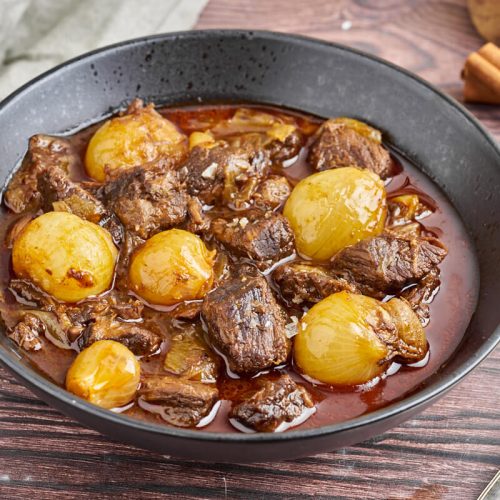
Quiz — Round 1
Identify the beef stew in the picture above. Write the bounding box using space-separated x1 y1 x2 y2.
0 101 478 433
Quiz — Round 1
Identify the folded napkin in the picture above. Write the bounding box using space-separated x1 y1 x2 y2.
0 0 208 100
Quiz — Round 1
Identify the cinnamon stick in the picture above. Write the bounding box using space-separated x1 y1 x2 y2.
478 43 500 69
462 43 500 104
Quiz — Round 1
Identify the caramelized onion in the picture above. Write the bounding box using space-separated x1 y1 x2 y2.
284 167 387 260
66 340 140 409
129 229 216 306
12 212 118 303
294 292 428 386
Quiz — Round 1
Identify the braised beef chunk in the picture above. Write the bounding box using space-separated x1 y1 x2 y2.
65 293 143 333
138 375 218 427
102 292 144 321
201 276 291 374
385 222 422 240
14 280 54 314
8 279 86 341
267 129 304 162
183 144 228 204
401 268 441 326
273 262 358 305
387 194 431 227
169 301 203 320
4 135 79 213
115 231 145 288
78 317 161 356
9 278 142 321
8 278 144 342
37 166 123 243
211 209 294 269
331 233 448 298
253 176 291 210
308 120 394 178
229 374 314 432
183 144 269 207
100 161 188 239
185 196 211 234
9 278 53 308
7 313 45 351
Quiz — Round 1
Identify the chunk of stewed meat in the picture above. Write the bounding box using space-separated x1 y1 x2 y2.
211 210 294 269
138 375 219 427
100 160 188 239
63 295 143 343
253 176 291 210
8 279 144 342
201 276 291 375
308 120 394 178
114 231 145 288
273 262 358 305
185 196 211 234
331 233 448 298
183 143 269 207
7 313 45 351
9 279 142 321
385 222 423 240
229 374 314 432
7 279 81 334
4 135 80 213
9 279 86 341
58 292 144 338
169 301 203 320
37 165 123 243
8 278 53 308
401 268 441 326
78 316 161 356
100 291 144 321
386 194 431 226
269 129 303 162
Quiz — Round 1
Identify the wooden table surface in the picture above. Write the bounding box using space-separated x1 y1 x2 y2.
1 1 499 498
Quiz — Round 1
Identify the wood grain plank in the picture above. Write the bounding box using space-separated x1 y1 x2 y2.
197 0 500 138
0 348 498 499
0 1 499 498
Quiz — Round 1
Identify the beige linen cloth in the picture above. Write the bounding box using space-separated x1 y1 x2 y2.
0 0 208 100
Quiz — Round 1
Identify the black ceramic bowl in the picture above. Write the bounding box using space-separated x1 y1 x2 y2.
0 31 499 462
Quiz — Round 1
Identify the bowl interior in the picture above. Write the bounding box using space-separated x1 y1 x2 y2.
0 31 499 446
